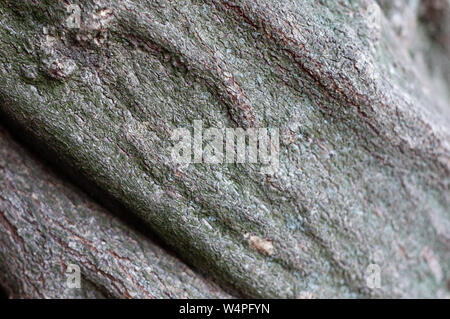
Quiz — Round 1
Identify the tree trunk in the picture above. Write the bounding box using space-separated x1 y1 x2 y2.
0 0 449 298
0 126 230 298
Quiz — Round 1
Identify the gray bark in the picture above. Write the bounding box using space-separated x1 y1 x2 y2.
0 0 449 298
0 126 230 299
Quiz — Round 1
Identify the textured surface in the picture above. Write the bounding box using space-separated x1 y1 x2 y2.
0 0 449 298
0 127 230 299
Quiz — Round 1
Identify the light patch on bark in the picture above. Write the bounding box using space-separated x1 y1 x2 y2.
245 233 274 256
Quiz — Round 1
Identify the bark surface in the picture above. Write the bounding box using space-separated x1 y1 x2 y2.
0 126 230 299
0 0 449 298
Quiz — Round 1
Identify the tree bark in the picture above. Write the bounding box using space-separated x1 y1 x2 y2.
0 0 449 298
0 126 230 299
